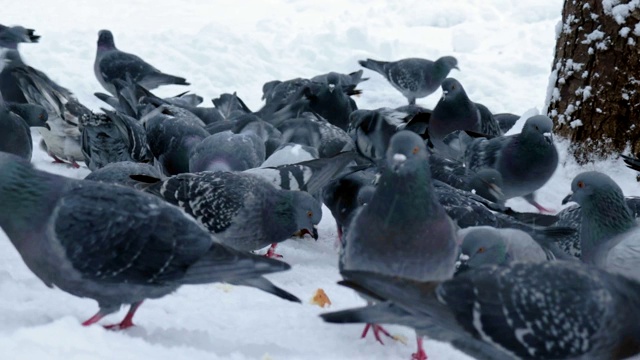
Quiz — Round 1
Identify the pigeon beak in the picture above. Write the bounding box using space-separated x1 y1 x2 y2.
294 227 317 240
561 193 573 205
328 84 336 93
544 132 553 144
454 65 460 71
44 123 51 131
312 225 319 240
391 153 407 171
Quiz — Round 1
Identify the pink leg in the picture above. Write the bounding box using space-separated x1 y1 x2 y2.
361 323 393 345
70 160 81 169
264 243 283 258
103 301 143 330
532 202 555 214
49 153 66 164
411 336 428 360
81 310 107 327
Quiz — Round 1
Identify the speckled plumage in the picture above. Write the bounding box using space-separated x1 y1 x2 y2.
323 261 640 360
139 171 322 252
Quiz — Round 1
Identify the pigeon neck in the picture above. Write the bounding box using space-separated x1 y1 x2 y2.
580 196 636 265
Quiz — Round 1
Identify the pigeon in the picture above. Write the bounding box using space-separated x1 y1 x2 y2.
0 103 33 159
300 81 358 131
3 53 84 167
0 24 39 49
85 161 162 187
347 108 408 163
322 261 640 360
358 56 458 104
72 105 152 171
144 108 210 175
340 130 458 359
134 171 322 257
94 30 189 96
0 152 299 329
456 226 557 273
277 113 354 158
5 102 49 128
310 69 368 88
462 115 558 212
189 131 265 173
428 78 501 154
212 92 252 120
563 171 640 281
555 197 640 258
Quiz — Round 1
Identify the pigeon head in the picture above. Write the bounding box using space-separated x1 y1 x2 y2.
564 171 636 263
97 30 115 49
522 115 554 145
0 25 39 49
457 228 509 273
6 103 49 128
283 191 322 240
469 168 504 204
439 78 466 102
356 185 375 207
435 56 459 72
385 130 428 174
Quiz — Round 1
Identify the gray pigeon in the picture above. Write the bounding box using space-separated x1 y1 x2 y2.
94 30 189 96
0 104 33 159
134 171 322 257
84 161 162 187
5 102 48 128
4 53 84 167
555 197 640 258
189 131 265 173
462 115 558 212
358 56 458 104
429 78 501 154
144 108 210 175
456 226 553 273
340 130 458 359
563 171 640 281
0 24 39 49
0 152 299 329
322 261 640 360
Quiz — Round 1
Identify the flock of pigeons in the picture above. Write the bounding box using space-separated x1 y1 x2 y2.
2 23 640 360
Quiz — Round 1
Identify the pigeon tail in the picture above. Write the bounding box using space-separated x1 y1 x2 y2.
231 277 300 303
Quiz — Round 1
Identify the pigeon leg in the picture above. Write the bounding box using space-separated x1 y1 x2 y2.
361 323 393 344
49 153 67 164
103 301 143 330
523 193 554 214
81 310 108 327
411 336 428 360
264 243 283 258
69 160 81 169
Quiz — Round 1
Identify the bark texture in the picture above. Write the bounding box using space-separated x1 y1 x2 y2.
547 0 640 163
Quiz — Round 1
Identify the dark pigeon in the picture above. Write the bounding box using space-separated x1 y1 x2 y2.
322 261 640 360
94 30 189 96
0 153 299 330
359 56 458 104
0 103 33 159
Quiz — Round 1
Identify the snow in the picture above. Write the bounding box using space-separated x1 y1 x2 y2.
3 0 640 359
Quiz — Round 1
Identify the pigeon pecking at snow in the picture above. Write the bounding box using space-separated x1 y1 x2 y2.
134 170 322 258
0 152 300 330
322 261 640 360
94 30 189 96
358 56 458 105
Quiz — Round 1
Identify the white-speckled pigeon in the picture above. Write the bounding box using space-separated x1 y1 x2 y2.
462 115 558 212
134 171 322 258
322 261 640 360
358 56 458 104
0 152 299 330
94 30 189 96
563 171 640 281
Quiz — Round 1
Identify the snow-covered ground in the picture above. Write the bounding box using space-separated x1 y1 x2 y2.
2 0 640 359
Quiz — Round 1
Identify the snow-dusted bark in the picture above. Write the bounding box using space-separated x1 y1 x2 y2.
547 0 640 162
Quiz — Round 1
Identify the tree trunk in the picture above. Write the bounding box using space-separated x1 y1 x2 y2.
546 0 640 163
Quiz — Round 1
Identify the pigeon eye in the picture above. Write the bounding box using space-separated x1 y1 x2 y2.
307 211 313 218
577 181 585 189
412 146 419 154
477 247 485 254
39 114 45 120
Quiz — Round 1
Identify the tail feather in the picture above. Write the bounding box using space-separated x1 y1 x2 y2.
321 301 406 325
231 277 300 303
358 59 387 74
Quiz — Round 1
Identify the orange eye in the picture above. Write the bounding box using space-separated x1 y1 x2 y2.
307 211 313 218
477 247 485 254
577 181 585 189
412 146 419 154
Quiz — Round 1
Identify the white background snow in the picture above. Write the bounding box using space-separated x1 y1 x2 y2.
3 0 640 359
